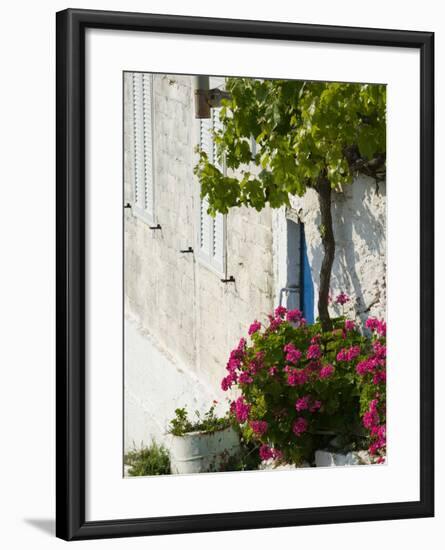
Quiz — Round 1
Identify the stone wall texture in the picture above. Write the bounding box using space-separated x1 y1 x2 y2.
287 176 386 324
124 73 275 399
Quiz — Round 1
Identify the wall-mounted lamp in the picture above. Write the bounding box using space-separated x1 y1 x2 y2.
192 75 231 119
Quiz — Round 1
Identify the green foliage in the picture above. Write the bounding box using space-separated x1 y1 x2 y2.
168 404 231 436
125 441 171 476
194 78 386 215
219 437 262 472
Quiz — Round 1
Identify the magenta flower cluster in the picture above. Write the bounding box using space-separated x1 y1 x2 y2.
230 396 251 423
362 399 386 460
267 314 283 332
269 307 306 331
355 323 387 460
248 320 261 336
295 395 321 413
238 371 253 385
335 292 350 305
274 306 287 318
222 302 386 465
319 364 335 379
306 344 321 360
355 341 386 385
336 345 361 362
292 417 308 437
284 343 302 364
286 308 304 324
285 366 309 386
220 337 248 391
259 444 282 461
365 317 386 337
249 420 268 436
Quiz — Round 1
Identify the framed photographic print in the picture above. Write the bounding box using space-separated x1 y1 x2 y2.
56 8 434 541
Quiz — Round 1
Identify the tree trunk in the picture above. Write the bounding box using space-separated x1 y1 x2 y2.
316 178 335 332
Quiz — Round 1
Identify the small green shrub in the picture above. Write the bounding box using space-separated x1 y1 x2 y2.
168 404 231 436
125 441 170 476
220 429 262 472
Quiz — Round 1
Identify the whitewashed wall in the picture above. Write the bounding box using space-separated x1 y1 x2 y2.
124 73 275 449
124 72 386 450
283 177 387 323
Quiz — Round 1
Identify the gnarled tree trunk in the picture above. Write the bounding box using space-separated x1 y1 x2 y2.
316 177 335 332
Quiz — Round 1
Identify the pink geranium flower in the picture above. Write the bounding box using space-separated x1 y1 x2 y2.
286 309 302 323
307 344 321 360
248 320 261 336
295 395 310 411
336 292 350 305
366 317 386 337
286 368 309 386
319 364 334 379
284 343 302 364
292 417 308 437
274 306 287 318
259 444 282 461
337 345 361 362
268 315 283 332
232 396 251 423
238 371 253 385
249 420 268 436
221 372 237 391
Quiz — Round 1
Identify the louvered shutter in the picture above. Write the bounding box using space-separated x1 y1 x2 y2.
212 108 223 171
198 109 226 275
212 212 225 271
211 109 225 272
199 118 213 256
131 73 155 224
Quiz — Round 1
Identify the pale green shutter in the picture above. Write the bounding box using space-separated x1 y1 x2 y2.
131 72 155 224
198 109 226 275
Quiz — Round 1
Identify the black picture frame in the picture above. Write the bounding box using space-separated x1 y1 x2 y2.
56 8 434 541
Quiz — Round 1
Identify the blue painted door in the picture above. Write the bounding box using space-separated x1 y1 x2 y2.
300 224 314 324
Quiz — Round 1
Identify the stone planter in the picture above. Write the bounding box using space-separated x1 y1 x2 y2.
315 449 372 467
312 431 372 467
170 426 240 474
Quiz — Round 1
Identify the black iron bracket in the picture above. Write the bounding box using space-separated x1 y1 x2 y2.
180 247 194 253
221 276 235 283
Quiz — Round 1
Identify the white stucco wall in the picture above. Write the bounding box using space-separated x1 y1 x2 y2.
124 314 221 451
124 73 275 449
283 176 387 323
124 72 386 451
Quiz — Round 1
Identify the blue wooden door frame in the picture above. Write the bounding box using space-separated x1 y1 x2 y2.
300 224 314 324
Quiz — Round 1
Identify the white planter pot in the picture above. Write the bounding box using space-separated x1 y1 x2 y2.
315 449 371 467
170 426 240 474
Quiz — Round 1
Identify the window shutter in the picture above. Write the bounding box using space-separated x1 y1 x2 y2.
131 72 155 224
198 111 226 275
212 212 225 270
199 117 213 162
142 74 154 216
211 109 225 272
132 73 145 210
200 195 211 253
212 108 223 171
199 118 213 256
